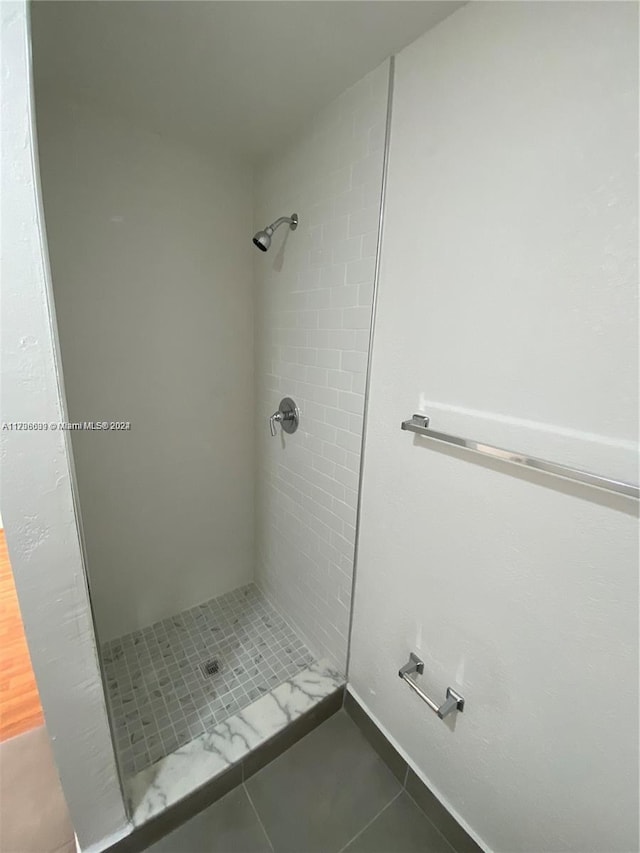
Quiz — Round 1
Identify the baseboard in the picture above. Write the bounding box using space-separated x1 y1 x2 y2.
104 687 344 853
343 688 486 853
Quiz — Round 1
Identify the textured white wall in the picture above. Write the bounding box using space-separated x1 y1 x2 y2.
1 3 129 848
36 99 255 642
254 63 389 672
350 3 638 852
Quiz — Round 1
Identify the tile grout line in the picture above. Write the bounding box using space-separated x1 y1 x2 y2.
402 788 458 853
349 702 460 852
336 788 403 853
243 781 276 853
49 837 77 853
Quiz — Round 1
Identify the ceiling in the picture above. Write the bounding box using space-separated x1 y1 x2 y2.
31 1 463 163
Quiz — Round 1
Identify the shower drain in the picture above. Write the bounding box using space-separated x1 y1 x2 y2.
199 658 220 679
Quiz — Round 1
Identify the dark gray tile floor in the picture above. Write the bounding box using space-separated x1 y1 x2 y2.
144 711 456 853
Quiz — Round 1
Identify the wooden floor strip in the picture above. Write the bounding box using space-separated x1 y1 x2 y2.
0 530 44 742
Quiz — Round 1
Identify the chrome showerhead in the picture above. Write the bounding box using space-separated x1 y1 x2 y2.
252 228 272 252
253 213 298 252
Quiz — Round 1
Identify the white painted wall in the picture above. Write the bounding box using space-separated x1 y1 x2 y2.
254 63 388 672
349 3 639 852
0 3 129 848
35 98 255 642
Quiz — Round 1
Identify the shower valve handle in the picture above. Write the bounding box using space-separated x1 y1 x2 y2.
269 397 300 437
269 411 283 436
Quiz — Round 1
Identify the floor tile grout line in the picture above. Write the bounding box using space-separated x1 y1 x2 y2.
402 788 458 853
336 788 403 853
243 780 276 853
49 840 76 853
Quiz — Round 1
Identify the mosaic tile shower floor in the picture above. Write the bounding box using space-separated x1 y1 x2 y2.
102 584 314 778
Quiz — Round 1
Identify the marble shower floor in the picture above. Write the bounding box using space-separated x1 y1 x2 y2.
102 584 314 777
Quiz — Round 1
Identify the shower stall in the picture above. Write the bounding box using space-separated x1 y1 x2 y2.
29 0 390 822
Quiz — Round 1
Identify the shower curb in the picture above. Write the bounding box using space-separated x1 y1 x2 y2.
104 687 344 853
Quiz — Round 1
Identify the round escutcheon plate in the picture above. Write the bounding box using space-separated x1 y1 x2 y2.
279 397 299 434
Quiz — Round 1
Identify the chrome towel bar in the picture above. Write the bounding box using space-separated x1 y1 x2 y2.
398 653 465 720
401 414 639 500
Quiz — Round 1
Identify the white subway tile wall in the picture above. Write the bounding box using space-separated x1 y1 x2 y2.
254 62 389 672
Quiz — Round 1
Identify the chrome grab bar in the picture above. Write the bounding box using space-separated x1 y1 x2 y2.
398 653 465 720
401 414 639 500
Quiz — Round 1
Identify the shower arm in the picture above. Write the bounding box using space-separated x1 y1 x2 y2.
267 214 298 233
